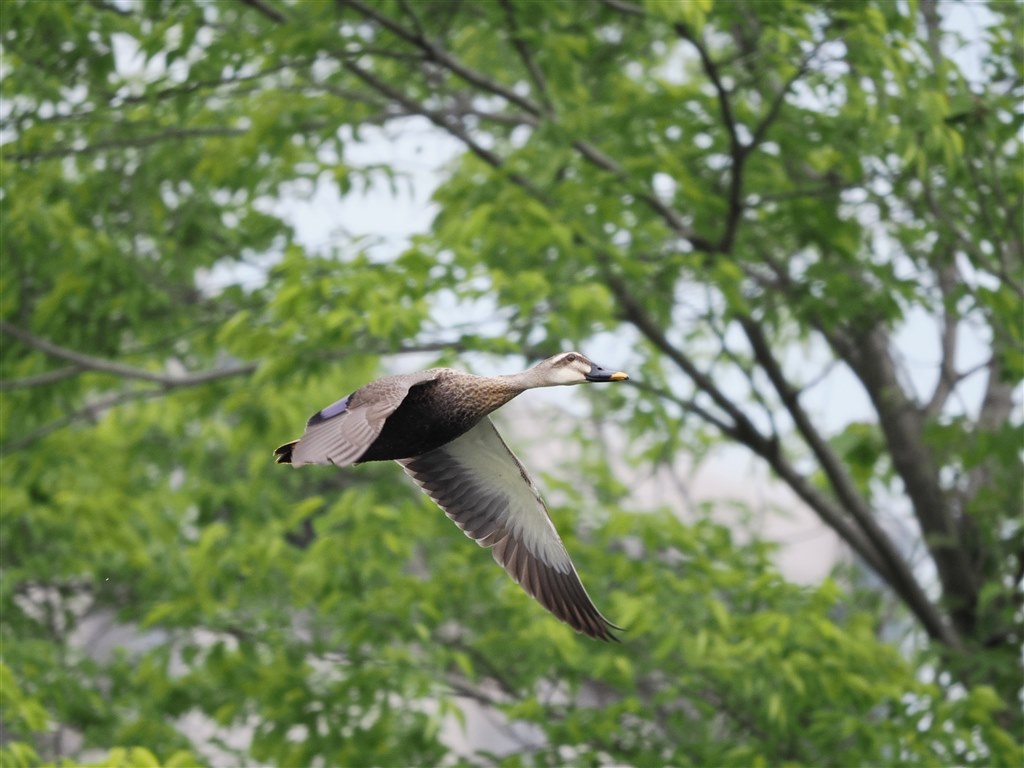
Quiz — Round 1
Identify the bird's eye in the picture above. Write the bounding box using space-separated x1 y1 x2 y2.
564 353 578 364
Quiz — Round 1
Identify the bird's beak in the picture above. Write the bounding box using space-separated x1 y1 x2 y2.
585 363 630 382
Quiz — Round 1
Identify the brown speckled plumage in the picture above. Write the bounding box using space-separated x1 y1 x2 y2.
275 352 629 641
358 370 522 462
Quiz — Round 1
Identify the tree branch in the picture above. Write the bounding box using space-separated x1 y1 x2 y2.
675 24 739 150
570 139 715 250
0 388 169 454
674 22 744 252
1 321 257 387
925 262 962 417
748 43 822 150
599 0 644 16
674 28 820 253
342 0 543 119
5 127 247 162
12 61 303 130
1 318 480 451
828 323 977 638
703 306 779 438
341 60 543 197
738 316 962 648
498 0 555 115
601 271 914 581
627 380 740 439
0 366 83 390
238 0 287 24
604 274 765 447
961 355 1017 521
342 0 714 251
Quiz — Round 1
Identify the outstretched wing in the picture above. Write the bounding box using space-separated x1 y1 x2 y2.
276 370 440 467
398 418 618 641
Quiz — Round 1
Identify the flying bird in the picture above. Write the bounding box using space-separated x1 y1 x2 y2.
275 351 629 641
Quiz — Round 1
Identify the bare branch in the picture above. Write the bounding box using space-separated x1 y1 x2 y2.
1 321 257 387
341 60 543 197
499 0 555 115
0 366 82 390
570 139 716 251
675 23 739 151
749 42 824 151
829 323 978 639
627 379 740 439
0 388 168 454
925 262 962 417
674 23 744 252
238 0 287 24
739 316 963 649
341 0 713 251
599 0 645 16
342 0 544 118
614 293 896 579
5 127 247 162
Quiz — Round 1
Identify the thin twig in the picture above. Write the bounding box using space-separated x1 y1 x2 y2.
0 366 83 390
924 262 962 417
599 0 644 15
498 0 555 115
344 0 543 119
674 22 745 251
1 388 168 454
341 60 543 197
1 321 257 387
748 42 824 150
5 127 246 162
238 0 287 24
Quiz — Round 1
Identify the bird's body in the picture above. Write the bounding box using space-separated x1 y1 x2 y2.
275 352 629 640
360 371 519 461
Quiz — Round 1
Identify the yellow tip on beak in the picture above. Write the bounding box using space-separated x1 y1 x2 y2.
609 371 629 382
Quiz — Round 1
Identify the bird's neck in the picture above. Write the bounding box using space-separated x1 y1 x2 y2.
494 371 540 395
450 373 526 416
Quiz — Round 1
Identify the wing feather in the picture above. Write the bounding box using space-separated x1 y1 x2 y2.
399 418 618 641
283 370 441 468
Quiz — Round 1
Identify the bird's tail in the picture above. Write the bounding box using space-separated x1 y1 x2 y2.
274 441 298 464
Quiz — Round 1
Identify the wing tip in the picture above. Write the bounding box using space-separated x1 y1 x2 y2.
575 606 623 642
578 614 623 642
274 440 297 464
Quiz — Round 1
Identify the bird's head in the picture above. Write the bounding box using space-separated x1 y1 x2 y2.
532 351 629 387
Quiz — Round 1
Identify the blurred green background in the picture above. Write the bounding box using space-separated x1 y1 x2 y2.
2 1 1021 765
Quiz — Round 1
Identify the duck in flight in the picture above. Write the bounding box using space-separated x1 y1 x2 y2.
275 351 629 641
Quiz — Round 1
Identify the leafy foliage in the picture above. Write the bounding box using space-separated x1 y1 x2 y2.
1 0 1020 765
